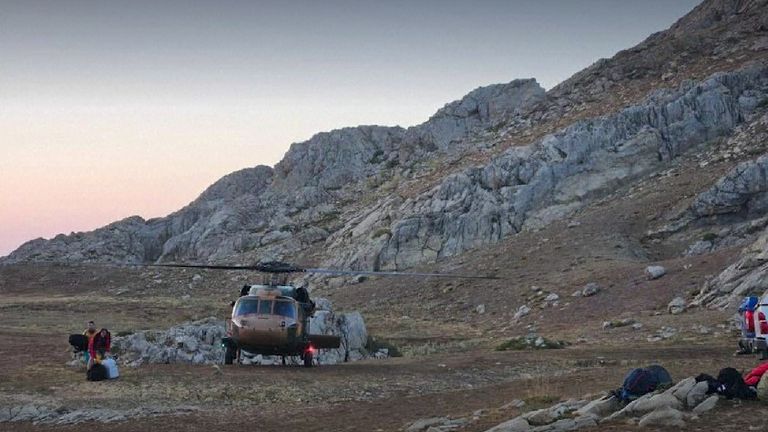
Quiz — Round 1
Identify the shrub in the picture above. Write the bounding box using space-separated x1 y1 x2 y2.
365 336 402 357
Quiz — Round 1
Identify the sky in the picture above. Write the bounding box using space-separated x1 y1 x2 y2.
0 0 701 257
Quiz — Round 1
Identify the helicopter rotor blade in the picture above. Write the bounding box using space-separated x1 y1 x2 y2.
139 263 265 271
132 262 306 273
304 268 503 280
124 262 502 279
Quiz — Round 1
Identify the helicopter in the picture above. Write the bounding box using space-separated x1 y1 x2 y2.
143 261 502 367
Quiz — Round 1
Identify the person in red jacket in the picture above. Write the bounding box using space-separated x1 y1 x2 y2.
744 362 768 386
88 328 111 368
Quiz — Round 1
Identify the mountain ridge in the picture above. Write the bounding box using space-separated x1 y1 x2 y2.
4 0 768 275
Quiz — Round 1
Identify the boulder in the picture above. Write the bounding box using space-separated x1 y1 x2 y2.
574 395 620 418
686 381 710 408
485 417 530 432
669 377 696 402
406 417 450 432
692 395 718 415
637 407 685 427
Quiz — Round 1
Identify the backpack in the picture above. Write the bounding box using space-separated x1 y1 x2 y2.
87 364 108 382
620 368 658 402
68 334 88 352
646 365 672 389
744 362 768 386
102 358 119 379
695 373 720 395
716 367 756 400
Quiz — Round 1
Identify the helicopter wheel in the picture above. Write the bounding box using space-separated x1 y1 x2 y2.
303 351 313 368
224 345 236 365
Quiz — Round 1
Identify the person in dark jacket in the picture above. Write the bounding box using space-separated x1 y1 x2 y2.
88 328 111 368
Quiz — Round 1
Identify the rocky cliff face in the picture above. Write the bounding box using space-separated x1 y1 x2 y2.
3 0 768 279
2 79 545 265
326 65 768 269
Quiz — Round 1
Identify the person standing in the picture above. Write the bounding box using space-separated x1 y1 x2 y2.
88 328 111 368
83 321 98 364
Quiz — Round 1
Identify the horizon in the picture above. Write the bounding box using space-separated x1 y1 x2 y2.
0 0 701 256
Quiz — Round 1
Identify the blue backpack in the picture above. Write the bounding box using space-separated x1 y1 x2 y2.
620 368 658 402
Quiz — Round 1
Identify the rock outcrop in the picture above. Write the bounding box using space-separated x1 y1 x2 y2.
0 404 198 426
1 80 545 266
328 65 768 269
479 375 722 431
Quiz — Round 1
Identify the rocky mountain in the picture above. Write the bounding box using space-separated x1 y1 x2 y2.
4 0 768 300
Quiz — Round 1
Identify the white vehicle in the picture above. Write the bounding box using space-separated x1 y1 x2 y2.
753 297 768 359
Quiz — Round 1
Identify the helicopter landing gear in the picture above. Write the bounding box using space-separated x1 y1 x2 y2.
224 345 237 365
302 346 314 368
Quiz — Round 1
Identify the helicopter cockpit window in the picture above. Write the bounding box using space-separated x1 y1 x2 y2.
274 301 296 318
234 299 259 316
258 299 273 315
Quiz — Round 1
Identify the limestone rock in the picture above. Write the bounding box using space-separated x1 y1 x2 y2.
686 381 710 408
637 407 685 427
485 417 530 432
574 395 621 418
692 395 718 415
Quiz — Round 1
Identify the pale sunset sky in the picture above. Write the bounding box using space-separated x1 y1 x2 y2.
0 0 700 256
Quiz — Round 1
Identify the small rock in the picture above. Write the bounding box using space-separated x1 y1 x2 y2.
668 297 687 315
476 304 486 314
501 399 526 409
544 293 560 302
645 265 667 280
581 283 600 297
513 305 531 320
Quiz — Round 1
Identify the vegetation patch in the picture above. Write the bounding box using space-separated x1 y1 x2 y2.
495 335 569 351
365 336 402 357
372 228 392 239
702 232 718 242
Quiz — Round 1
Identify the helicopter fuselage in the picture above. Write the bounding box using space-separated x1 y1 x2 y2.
222 285 340 363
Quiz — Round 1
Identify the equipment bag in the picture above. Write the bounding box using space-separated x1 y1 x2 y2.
87 364 108 382
620 368 658 402
101 358 120 379
645 365 673 389
68 334 88 352
717 367 756 400
695 373 720 394
744 362 768 386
